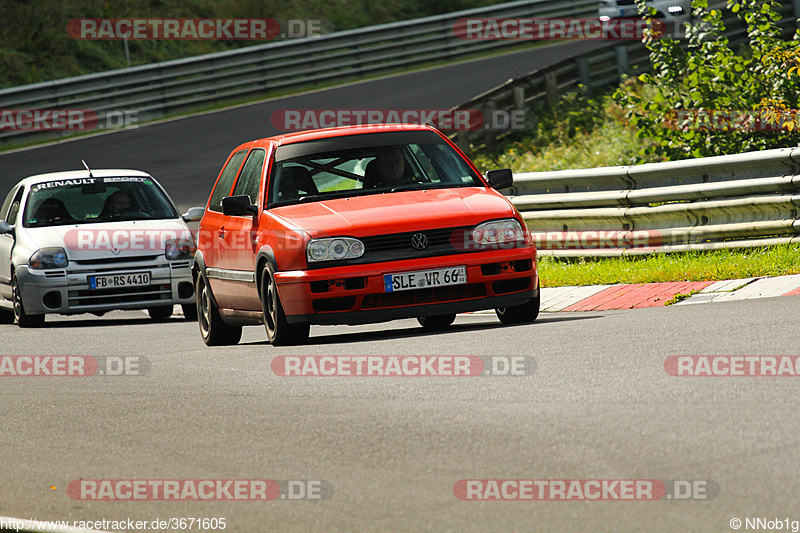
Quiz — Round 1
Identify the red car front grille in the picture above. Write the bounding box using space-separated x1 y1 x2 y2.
361 283 487 309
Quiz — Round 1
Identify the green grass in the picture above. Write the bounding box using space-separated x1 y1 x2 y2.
538 245 800 287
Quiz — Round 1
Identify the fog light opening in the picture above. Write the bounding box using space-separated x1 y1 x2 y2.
178 281 194 299
42 291 62 309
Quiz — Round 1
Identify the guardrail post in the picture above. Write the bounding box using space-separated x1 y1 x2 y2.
513 86 525 111
577 57 591 95
615 45 629 77
545 72 558 106
457 131 470 152
484 100 498 153
513 86 530 132
795 0 800 29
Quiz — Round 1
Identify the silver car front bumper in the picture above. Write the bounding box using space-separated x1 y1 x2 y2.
15 257 194 315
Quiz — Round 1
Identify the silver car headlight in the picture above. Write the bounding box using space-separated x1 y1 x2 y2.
472 219 525 246
307 237 365 263
165 237 196 260
29 247 69 269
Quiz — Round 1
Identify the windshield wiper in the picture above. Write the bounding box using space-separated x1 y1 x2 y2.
296 189 385 203
28 218 76 228
390 183 430 192
297 195 325 203
389 182 473 193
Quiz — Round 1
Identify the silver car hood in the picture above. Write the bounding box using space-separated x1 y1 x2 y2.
19 218 192 261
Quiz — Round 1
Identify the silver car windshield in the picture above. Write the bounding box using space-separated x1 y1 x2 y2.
23 177 179 228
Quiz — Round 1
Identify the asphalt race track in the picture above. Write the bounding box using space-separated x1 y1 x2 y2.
3 40 800 533
2 297 800 531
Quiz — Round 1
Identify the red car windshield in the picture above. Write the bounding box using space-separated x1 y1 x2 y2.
269 132 483 206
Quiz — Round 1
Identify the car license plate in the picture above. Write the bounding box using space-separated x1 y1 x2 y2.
89 272 151 290
384 266 466 292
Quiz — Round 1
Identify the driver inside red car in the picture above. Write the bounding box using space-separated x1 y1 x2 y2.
365 145 415 188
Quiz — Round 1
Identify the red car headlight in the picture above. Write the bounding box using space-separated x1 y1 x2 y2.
472 219 525 246
307 237 365 263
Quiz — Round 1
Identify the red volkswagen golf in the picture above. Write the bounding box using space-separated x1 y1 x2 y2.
194 124 539 346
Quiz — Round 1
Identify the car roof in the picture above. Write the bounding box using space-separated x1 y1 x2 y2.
19 169 152 187
247 123 440 149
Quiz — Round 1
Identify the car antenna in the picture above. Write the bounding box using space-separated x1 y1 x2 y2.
81 159 94 179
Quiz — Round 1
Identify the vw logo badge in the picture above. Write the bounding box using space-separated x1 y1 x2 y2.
411 233 428 250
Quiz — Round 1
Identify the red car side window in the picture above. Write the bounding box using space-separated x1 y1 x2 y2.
233 149 266 206
208 149 248 212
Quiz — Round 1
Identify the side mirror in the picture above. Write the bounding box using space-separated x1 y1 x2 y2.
181 207 205 222
222 196 259 217
0 220 13 237
485 169 513 190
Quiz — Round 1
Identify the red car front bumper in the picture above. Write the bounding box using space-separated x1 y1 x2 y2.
274 248 538 325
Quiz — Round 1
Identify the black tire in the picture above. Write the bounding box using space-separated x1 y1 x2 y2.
12 272 44 328
148 306 173 321
417 313 456 330
197 274 242 346
260 265 309 346
181 303 198 321
495 282 540 325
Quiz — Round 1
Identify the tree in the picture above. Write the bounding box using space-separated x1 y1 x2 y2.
614 0 800 160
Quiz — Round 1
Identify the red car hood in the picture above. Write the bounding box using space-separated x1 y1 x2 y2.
271 187 516 238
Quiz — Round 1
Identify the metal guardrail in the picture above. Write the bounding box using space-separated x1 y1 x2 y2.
0 0 598 146
507 147 800 257
451 1 798 151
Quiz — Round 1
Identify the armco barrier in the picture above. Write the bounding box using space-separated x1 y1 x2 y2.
510 147 800 257
0 0 598 146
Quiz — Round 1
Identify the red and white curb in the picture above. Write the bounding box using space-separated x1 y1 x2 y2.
538 274 800 312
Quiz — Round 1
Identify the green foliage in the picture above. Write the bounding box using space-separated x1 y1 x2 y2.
613 0 800 160
471 88 663 173
0 0 508 88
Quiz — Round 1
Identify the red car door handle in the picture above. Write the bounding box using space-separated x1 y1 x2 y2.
217 227 225 239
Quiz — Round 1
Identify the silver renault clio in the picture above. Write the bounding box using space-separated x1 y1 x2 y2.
0 168 204 327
